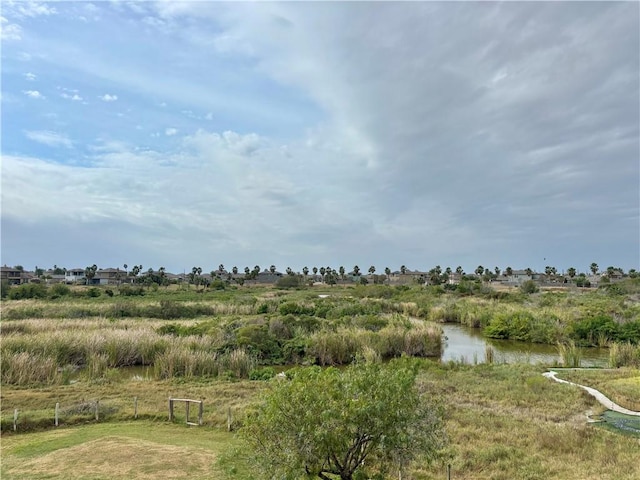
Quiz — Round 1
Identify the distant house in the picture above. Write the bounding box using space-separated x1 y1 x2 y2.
504 270 533 285
65 268 86 284
256 269 283 284
0 266 30 285
94 268 126 285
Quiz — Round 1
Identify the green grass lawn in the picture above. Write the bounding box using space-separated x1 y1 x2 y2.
1 421 250 480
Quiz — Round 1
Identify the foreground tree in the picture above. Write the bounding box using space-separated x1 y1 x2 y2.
243 362 445 480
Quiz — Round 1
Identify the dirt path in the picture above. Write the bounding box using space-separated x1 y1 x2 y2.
543 370 640 416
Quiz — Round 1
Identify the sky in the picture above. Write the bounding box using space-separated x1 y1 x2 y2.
1 1 639 275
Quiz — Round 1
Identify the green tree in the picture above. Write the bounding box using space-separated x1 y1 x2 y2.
400 265 407 275
85 264 98 285
319 267 326 282
303 266 309 278
368 265 376 276
353 265 360 276
270 265 277 274
232 266 238 275
505 266 513 276
567 267 576 278
475 265 484 276
385 267 391 284
590 263 599 275
339 266 345 281
243 362 445 480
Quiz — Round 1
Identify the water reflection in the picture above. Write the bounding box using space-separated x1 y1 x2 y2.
440 323 609 367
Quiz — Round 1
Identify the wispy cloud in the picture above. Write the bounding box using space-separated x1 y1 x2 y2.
99 94 118 102
22 90 44 99
23 72 36 81
0 16 22 41
164 127 177 136
24 130 73 148
60 92 83 101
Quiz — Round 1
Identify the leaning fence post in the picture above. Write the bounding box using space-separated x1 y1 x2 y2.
95 400 100 421
134 397 138 419
13 409 18 432
199 400 204 426
55 402 59 427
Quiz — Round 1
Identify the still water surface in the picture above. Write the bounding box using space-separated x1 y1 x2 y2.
440 323 609 367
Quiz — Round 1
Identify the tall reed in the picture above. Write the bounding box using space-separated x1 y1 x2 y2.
557 341 582 367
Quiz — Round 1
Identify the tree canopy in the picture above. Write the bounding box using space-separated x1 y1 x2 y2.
242 361 445 480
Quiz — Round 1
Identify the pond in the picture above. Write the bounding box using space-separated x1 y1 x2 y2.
440 323 610 367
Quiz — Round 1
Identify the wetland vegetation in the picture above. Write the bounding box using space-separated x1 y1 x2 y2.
1 279 639 479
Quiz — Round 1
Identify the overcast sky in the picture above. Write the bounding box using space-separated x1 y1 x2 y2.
1 1 638 274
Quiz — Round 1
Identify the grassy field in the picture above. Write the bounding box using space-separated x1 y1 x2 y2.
2 283 639 479
2 363 639 480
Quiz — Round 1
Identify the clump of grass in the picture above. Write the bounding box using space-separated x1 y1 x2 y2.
609 342 640 368
484 345 495 364
1 352 59 385
557 340 582 367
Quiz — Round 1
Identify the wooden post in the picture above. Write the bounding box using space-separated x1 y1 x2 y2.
13 409 18 432
227 406 232 431
134 397 138 419
186 400 190 424
55 402 59 427
447 464 451 480
95 400 99 421
169 398 174 421
199 401 204 426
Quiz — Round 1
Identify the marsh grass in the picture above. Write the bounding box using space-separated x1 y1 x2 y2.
557 340 582 367
608 342 640 368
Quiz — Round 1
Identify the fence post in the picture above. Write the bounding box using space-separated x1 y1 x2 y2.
169 398 174 421
447 464 451 480
199 401 204 426
134 397 138 419
55 402 59 427
186 401 190 424
95 400 99 421
227 406 232 431
13 409 18 432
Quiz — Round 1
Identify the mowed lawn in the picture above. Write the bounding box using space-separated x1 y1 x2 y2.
0 422 249 480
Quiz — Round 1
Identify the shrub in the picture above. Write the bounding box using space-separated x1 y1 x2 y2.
276 275 302 289
520 280 539 294
8 283 48 300
87 287 102 298
49 283 71 298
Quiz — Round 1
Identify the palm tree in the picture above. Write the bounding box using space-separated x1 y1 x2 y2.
85 264 98 285
475 265 484 276
494 267 500 277
567 267 576 278
303 266 309 278
320 267 326 282
368 266 376 276
312 267 318 278
339 266 345 282
590 263 599 275
232 266 238 275
400 265 407 275
353 265 360 276
505 266 513 276
286 267 293 275
270 265 277 274
218 264 225 273
384 267 391 284
525 268 533 276
456 266 463 275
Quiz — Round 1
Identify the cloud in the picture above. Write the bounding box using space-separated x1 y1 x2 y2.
24 130 73 148
99 94 118 102
7 1 57 18
164 127 177 136
22 90 44 99
0 16 22 41
23 72 36 81
60 92 83 101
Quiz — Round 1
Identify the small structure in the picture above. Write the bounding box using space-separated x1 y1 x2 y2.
168 398 203 426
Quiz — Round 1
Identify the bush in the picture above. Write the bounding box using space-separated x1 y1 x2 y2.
520 280 539 294
87 287 102 298
49 283 71 298
249 366 276 380
8 283 48 300
276 275 302 289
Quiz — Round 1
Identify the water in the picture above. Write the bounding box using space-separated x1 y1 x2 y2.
440 323 609 367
